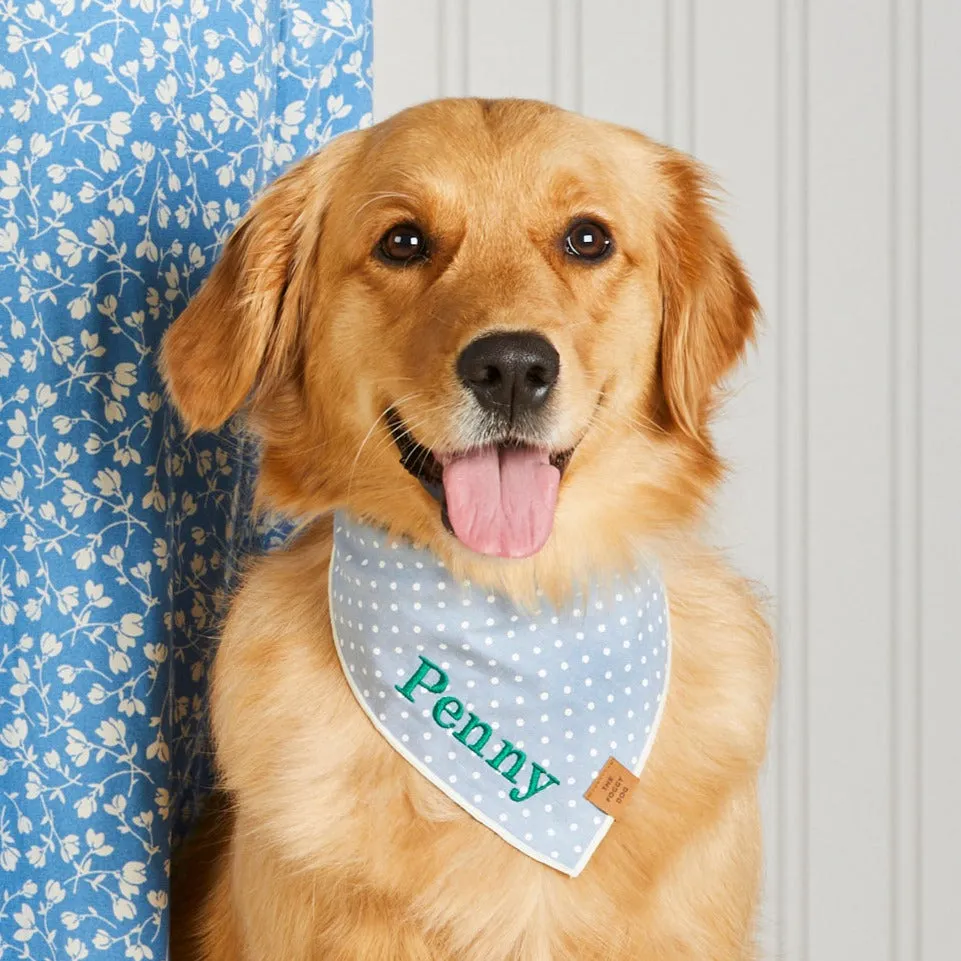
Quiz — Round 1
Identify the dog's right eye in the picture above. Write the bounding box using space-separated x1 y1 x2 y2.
376 223 429 266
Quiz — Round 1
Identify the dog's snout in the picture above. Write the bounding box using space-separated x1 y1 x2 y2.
457 332 560 418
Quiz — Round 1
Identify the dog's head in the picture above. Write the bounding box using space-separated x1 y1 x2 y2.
160 99 757 580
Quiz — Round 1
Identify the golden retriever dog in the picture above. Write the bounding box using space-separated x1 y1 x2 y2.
160 98 775 960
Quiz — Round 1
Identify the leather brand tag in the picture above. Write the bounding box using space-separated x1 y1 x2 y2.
584 757 639 818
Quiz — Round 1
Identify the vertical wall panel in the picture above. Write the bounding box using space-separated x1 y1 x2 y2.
807 4 893 959
777 2 811 958
665 0 695 153
892 1 922 959
580 2 666 138
920 2 961 959
466 1 552 100
691 5 781 958
550 0 582 111
372 0 441 119
438 0 469 98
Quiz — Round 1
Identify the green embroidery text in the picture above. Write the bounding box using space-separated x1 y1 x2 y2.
395 656 560 802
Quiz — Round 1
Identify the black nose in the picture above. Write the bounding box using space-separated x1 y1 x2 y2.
456 332 560 418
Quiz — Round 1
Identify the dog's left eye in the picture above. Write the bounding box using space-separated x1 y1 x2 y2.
376 223 429 265
564 220 613 262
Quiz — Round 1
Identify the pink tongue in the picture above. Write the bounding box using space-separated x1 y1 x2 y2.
442 447 560 558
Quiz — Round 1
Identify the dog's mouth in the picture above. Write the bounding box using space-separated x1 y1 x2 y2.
386 409 575 560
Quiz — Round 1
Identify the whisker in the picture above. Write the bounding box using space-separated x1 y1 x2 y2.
346 392 424 500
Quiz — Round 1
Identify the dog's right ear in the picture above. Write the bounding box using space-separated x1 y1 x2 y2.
158 132 362 432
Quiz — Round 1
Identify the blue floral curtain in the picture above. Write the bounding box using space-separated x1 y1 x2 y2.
0 2 372 957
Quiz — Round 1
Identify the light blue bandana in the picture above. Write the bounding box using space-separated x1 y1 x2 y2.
329 511 671 877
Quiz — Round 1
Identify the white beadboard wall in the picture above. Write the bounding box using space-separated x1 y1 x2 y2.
372 3 959 960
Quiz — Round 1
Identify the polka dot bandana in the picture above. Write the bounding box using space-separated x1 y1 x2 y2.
329 511 672 877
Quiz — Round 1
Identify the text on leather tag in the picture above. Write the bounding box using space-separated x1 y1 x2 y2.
584 756 639 818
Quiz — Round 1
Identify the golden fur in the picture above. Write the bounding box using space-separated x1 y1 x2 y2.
160 98 775 960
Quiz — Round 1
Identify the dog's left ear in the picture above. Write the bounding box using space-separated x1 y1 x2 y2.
656 153 760 442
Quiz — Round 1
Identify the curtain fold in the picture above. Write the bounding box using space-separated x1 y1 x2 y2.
0 2 372 956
